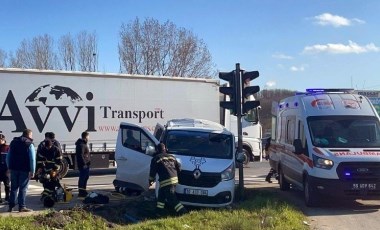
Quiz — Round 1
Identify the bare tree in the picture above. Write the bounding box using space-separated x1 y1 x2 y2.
9 40 31 68
59 33 76 71
8 35 59 70
32 34 59 69
119 18 215 77
259 89 296 132
76 31 98 72
0 48 7 67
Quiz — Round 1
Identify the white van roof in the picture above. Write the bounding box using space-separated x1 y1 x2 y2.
279 89 377 117
166 118 230 134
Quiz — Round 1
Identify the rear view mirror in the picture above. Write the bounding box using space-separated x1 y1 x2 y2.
145 145 156 156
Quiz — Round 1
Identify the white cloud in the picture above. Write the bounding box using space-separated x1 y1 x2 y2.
290 66 305 72
352 18 366 25
272 53 293 60
303 40 380 54
312 13 365 27
265 81 276 87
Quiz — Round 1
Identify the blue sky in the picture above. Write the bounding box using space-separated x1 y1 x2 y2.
1 0 379 91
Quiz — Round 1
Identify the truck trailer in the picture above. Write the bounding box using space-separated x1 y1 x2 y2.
0 68 262 177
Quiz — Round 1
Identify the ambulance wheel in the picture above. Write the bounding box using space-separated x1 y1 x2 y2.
304 176 318 207
57 158 69 178
279 167 290 191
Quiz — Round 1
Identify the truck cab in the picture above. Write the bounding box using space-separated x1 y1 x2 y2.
268 89 380 206
113 118 236 207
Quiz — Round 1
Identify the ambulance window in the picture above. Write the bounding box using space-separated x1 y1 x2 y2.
271 116 277 140
280 116 287 143
298 120 309 157
286 116 296 144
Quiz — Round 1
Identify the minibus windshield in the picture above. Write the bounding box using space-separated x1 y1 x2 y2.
165 130 233 159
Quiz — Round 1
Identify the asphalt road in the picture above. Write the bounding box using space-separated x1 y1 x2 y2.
243 162 380 230
1 162 380 230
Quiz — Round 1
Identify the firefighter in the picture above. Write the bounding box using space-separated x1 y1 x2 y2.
149 143 187 216
0 134 10 203
36 139 63 207
37 132 63 161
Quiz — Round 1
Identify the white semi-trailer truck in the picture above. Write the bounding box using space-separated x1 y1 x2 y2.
0 68 262 176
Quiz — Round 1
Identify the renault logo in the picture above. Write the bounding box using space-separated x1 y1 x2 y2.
357 168 369 173
193 169 202 179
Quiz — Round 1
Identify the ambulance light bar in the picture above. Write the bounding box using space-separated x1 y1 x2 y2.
305 88 355 94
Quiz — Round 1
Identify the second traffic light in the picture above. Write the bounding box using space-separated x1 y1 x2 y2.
219 71 239 115
242 71 260 115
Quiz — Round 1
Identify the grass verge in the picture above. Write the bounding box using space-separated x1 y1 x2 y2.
0 189 309 230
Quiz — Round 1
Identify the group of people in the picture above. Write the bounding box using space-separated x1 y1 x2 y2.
1 126 186 216
2 127 186 216
0 129 91 212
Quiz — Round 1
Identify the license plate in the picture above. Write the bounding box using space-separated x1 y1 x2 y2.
352 183 377 190
184 188 208 196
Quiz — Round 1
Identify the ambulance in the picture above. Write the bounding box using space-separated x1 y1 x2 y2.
268 88 380 206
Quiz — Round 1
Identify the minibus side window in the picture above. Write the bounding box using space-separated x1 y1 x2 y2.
122 128 156 155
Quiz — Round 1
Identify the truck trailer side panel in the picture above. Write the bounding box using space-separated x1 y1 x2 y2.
0 69 220 167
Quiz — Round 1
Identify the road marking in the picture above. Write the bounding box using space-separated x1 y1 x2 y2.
28 184 43 193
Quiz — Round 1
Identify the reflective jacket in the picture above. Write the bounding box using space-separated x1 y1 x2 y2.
149 153 181 188
37 145 62 173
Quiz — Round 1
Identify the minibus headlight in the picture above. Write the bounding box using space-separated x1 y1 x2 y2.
312 155 334 169
221 163 235 181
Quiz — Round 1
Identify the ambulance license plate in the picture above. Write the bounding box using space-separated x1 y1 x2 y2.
352 183 377 190
184 188 208 196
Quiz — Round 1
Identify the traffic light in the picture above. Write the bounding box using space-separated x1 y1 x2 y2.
219 71 238 115
241 71 260 115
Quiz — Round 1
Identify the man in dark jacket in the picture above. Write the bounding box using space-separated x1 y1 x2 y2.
149 143 186 215
36 139 63 207
0 134 10 203
6 129 36 212
37 132 62 157
75 131 90 198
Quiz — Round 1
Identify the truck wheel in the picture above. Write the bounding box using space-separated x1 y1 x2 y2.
279 167 290 191
57 158 69 178
242 148 251 165
304 176 318 207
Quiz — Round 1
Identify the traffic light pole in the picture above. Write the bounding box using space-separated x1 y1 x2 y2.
219 63 260 202
235 63 244 201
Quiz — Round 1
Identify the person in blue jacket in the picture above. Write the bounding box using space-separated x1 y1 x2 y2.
7 129 36 212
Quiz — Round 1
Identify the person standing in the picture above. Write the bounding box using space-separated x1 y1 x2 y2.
75 131 90 198
7 129 36 212
149 143 187 216
0 134 10 203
